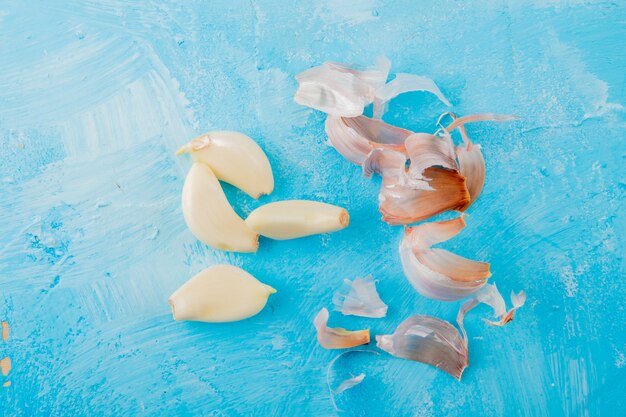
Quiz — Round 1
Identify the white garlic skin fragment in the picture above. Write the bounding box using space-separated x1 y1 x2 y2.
182 163 259 252
245 200 350 240
177 131 274 199
169 264 276 323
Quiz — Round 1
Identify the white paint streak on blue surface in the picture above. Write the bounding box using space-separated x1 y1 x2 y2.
0 1 625 416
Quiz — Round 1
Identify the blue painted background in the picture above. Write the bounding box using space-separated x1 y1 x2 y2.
1 1 625 416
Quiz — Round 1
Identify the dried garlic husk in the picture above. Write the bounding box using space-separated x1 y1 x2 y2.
333 276 388 318
314 308 370 349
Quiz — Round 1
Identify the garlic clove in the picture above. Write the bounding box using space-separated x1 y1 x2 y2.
182 162 259 252
168 264 276 323
245 200 349 240
176 131 274 199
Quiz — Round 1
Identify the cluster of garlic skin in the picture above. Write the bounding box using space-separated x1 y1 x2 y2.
169 131 350 323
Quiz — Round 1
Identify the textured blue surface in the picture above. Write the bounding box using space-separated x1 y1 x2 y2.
1 1 625 416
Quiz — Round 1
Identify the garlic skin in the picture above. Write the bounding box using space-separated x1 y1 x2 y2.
314 308 370 349
376 315 468 380
177 131 274 199
373 72 451 118
169 264 276 323
333 276 388 318
182 163 259 252
245 200 349 240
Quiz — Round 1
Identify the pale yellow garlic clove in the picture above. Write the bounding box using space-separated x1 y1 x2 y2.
176 131 274 199
169 264 276 323
182 162 259 252
245 200 350 240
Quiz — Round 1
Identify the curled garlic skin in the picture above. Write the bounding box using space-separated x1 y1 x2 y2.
182 162 259 252
314 308 370 349
176 131 274 199
245 200 349 240
399 216 489 301
169 264 276 323
376 315 468 380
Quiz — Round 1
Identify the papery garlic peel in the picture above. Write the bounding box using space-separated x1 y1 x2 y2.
333 276 388 318
182 162 259 252
177 131 274 199
168 264 276 323
245 200 349 240
376 315 468 380
399 216 489 301
314 308 370 349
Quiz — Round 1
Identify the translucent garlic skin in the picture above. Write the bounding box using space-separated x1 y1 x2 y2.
177 131 274 199
182 163 259 252
314 308 370 349
169 264 276 323
325 115 411 165
376 315 468 380
245 200 349 240
399 216 489 301
332 276 388 318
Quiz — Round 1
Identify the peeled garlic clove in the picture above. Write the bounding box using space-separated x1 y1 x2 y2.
314 308 370 349
168 264 276 323
176 131 274 199
245 200 349 240
182 163 259 252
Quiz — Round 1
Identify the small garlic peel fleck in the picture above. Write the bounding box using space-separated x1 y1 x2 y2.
182 163 259 252
169 264 276 323
245 200 349 240
176 131 274 199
